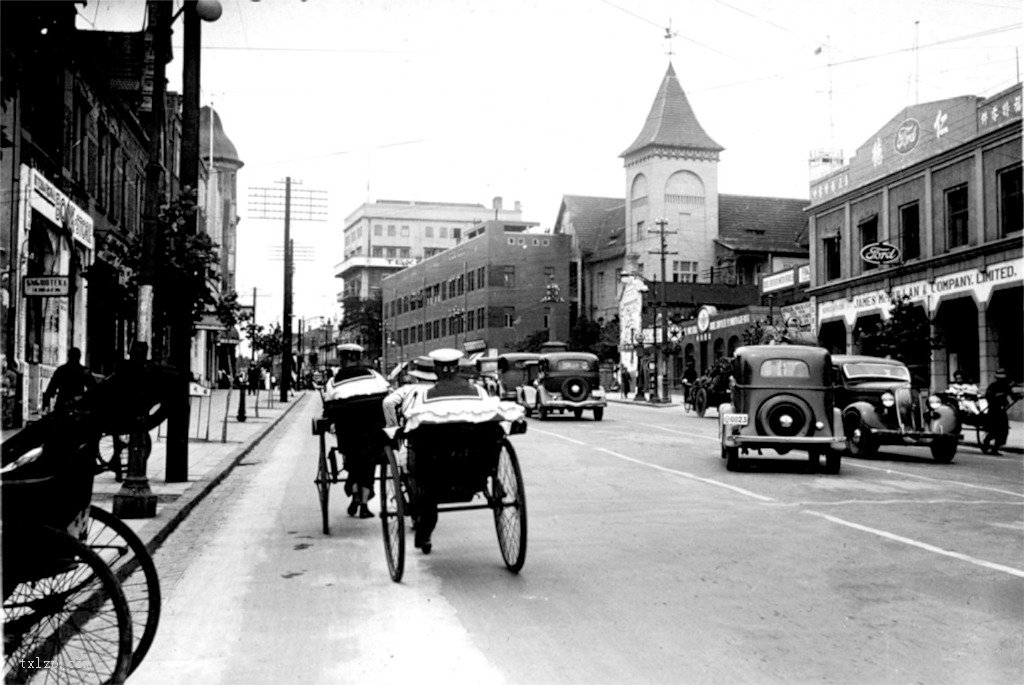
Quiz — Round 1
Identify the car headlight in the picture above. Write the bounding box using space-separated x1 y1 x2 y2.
881 392 895 408
927 394 942 410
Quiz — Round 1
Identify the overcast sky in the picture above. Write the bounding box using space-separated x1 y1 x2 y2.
79 0 1022 323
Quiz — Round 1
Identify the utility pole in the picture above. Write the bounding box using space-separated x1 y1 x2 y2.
650 218 677 403
248 179 326 402
114 0 170 516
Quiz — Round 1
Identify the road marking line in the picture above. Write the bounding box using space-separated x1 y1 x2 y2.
803 510 1024 579
638 422 719 442
532 427 774 501
843 461 1024 498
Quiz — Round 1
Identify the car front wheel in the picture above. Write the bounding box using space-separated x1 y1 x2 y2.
930 438 957 464
845 414 878 459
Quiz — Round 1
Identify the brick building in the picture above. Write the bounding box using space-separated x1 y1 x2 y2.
336 197 522 301
380 221 570 368
807 83 1022 395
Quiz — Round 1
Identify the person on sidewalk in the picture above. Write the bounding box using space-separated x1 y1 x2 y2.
42 347 96 413
323 343 391 518
619 365 632 399
982 368 1022 455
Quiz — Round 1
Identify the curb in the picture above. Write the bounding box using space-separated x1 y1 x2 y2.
606 397 686 410
137 392 308 556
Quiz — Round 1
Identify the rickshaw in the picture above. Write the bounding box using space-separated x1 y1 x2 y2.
377 391 528 583
311 366 391 534
2 359 172 683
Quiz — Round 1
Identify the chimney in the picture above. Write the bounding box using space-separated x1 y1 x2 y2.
514 200 521 212
492 196 503 212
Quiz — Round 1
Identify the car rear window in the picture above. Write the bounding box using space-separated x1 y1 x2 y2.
759 359 810 378
842 362 911 381
555 360 591 371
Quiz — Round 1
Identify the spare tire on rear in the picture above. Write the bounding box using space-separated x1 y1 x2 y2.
561 377 590 402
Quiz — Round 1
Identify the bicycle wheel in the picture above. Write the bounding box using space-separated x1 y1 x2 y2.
87 506 161 675
94 434 125 478
491 438 527 573
316 432 331 534
3 525 133 684
379 445 405 583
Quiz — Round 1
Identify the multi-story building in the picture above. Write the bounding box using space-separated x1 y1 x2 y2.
335 196 523 301
553 63 808 383
0 2 239 426
807 83 1022 397
380 220 571 368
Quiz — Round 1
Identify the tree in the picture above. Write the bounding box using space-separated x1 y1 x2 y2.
856 293 935 384
509 329 550 352
340 292 382 360
569 315 601 353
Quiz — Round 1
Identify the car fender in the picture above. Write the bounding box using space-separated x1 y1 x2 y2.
831 407 844 437
519 385 537 407
843 401 886 431
717 402 734 431
928 403 960 435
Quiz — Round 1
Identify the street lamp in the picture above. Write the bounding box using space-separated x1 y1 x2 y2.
449 306 465 348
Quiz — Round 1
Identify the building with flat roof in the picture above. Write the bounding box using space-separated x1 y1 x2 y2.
807 83 1021 399
381 221 571 368
335 196 522 302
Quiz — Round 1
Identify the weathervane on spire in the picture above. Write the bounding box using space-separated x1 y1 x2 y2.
664 19 678 61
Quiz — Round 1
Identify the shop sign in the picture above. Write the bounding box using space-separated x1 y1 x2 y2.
930 258 1022 302
23 276 69 297
463 339 487 353
761 268 795 293
894 118 920 154
696 305 717 332
28 168 94 249
797 265 811 284
978 86 1022 132
710 313 750 331
781 301 816 330
860 241 901 265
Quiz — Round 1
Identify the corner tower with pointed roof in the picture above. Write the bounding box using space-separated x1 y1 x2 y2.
621 63 723 282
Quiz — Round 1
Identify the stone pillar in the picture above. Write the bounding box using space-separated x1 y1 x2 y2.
931 316 948 391
845 324 855 355
977 300 996 386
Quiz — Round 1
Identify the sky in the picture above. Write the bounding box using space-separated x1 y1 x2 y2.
77 0 1023 326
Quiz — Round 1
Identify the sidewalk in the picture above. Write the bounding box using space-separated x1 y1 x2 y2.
3 388 309 546
605 390 1024 454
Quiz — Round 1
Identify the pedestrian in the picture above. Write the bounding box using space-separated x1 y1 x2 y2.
635 364 646 401
247 366 260 395
42 347 96 413
620 365 632 399
982 368 1021 455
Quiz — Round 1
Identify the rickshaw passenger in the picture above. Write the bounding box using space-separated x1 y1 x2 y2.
405 348 499 554
324 343 389 519
382 357 436 428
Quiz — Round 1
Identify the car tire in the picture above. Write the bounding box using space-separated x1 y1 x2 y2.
724 445 740 471
844 414 878 459
561 377 590 403
538 406 548 420
593 408 604 421
807 449 819 473
695 389 708 418
573 408 583 419
823 450 841 474
930 438 957 464
524 406 533 418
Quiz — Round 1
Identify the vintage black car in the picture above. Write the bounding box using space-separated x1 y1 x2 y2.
496 353 543 403
718 345 846 473
833 355 960 463
521 351 606 420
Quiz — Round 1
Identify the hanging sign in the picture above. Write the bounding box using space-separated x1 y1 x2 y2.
23 276 69 297
860 241 901 265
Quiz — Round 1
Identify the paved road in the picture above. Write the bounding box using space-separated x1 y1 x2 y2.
130 398 1024 684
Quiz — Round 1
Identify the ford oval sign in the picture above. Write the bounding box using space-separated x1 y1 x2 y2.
861 241 901 265
895 118 920 154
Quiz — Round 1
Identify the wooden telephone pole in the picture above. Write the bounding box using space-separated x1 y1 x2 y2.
650 218 677 403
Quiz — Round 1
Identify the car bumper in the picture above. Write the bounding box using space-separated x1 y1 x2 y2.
724 434 847 451
540 399 607 410
871 429 962 445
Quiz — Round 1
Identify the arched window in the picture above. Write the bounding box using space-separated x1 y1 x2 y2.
665 170 705 206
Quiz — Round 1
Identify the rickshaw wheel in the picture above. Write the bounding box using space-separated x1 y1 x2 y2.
491 438 527 573
3 525 133 685
316 432 331 534
380 445 406 583
87 505 161 675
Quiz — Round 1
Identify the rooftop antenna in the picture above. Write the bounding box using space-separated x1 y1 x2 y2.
664 19 678 62
914 20 920 104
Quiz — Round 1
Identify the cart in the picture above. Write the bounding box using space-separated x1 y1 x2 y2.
378 398 528 583
2 360 173 683
311 371 390 535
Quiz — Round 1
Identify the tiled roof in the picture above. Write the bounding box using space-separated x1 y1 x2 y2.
554 195 625 256
715 194 809 255
621 63 723 158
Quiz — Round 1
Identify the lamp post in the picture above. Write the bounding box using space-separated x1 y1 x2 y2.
165 0 223 483
449 306 465 349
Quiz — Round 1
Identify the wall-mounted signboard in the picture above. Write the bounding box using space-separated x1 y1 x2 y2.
23 276 69 297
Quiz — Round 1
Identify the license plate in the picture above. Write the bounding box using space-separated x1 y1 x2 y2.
722 413 748 426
